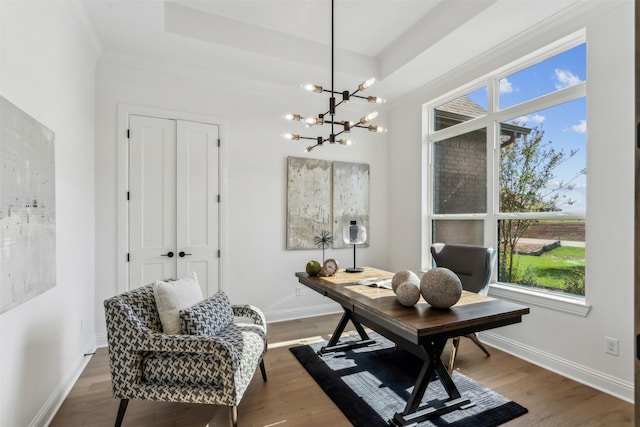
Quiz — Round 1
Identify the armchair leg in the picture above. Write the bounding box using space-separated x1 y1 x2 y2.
468 333 491 357
260 359 267 381
228 405 238 427
115 399 129 427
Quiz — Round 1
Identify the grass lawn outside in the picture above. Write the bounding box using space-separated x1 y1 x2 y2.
511 245 585 292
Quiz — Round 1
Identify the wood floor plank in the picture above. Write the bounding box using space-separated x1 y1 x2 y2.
50 313 632 426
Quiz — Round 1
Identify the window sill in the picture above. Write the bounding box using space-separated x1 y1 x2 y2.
488 283 591 317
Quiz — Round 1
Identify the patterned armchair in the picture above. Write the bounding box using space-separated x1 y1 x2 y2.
104 284 267 427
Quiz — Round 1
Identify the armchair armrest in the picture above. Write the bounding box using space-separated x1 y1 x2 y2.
232 304 266 328
139 332 236 365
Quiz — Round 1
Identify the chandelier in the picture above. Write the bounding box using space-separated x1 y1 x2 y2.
282 0 387 152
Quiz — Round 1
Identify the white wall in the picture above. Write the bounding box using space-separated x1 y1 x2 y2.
94 55 390 342
388 1 634 401
0 2 98 427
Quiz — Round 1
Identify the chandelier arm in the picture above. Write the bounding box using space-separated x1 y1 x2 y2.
351 87 363 97
351 94 374 101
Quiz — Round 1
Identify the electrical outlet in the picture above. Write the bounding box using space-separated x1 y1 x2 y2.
295 286 302 297
605 337 619 355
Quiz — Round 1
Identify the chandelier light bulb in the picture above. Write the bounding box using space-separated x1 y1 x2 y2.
302 84 323 93
367 96 386 104
305 145 315 152
339 139 353 146
368 125 387 133
282 133 300 140
359 78 376 91
361 111 378 123
283 113 302 121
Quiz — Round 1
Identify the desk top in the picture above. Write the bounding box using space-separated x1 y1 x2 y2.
296 267 529 343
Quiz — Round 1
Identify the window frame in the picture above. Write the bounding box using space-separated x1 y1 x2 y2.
424 31 590 315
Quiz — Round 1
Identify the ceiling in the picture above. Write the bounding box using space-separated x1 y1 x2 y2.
81 0 583 101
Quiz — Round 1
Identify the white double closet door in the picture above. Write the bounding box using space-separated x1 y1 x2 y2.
128 115 219 296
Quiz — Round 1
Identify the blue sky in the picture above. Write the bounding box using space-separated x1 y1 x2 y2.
468 43 587 213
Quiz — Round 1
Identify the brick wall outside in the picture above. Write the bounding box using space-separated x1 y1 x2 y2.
433 129 486 214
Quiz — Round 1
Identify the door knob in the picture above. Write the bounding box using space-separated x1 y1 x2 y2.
161 251 174 258
179 251 192 257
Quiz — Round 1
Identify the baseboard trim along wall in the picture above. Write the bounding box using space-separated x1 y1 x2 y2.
481 331 634 403
32 342 96 427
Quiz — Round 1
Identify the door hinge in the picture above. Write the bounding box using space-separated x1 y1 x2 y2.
127 129 130 139
127 191 130 201
127 253 130 262
217 138 221 147
217 250 221 258
217 194 220 203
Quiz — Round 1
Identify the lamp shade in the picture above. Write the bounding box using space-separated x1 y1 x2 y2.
343 221 367 245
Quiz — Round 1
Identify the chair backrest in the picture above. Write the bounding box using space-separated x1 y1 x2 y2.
430 243 495 295
104 284 162 397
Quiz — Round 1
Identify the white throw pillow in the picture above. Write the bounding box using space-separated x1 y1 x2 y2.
153 272 203 334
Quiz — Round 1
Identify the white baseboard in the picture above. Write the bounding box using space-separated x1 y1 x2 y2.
31 341 97 427
96 332 108 348
481 331 634 403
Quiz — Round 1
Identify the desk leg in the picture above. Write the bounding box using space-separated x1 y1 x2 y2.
319 309 376 354
392 339 472 426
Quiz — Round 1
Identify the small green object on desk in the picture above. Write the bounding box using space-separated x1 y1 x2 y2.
306 260 322 276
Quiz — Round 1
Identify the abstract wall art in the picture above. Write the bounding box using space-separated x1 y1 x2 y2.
286 157 369 250
286 156 332 249
0 96 56 313
332 161 370 249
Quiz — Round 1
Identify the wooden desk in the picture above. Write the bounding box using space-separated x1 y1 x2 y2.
295 267 529 426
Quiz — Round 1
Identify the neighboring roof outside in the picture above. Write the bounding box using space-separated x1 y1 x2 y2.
436 95 487 118
434 95 531 140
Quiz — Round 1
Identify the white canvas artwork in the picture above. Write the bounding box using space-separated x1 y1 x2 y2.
286 157 370 250
332 161 370 249
0 96 56 313
286 157 332 249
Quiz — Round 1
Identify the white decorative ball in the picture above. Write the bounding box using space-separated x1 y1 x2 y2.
395 282 421 306
392 270 419 293
420 267 462 309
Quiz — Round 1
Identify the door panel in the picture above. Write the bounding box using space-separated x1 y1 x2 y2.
128 115 220 296
129 115 177 288
176 120 220 296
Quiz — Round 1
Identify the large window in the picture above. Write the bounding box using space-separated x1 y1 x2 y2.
427 36 586 298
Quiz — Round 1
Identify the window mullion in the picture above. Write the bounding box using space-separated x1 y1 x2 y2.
494 82 586 122
429 116 490 143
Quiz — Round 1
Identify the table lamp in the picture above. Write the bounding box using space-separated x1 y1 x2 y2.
343 220 366 273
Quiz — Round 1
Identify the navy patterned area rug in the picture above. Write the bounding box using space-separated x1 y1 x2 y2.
290 334 527 427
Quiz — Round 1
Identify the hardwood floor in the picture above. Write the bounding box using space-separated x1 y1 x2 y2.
50 313 633 427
